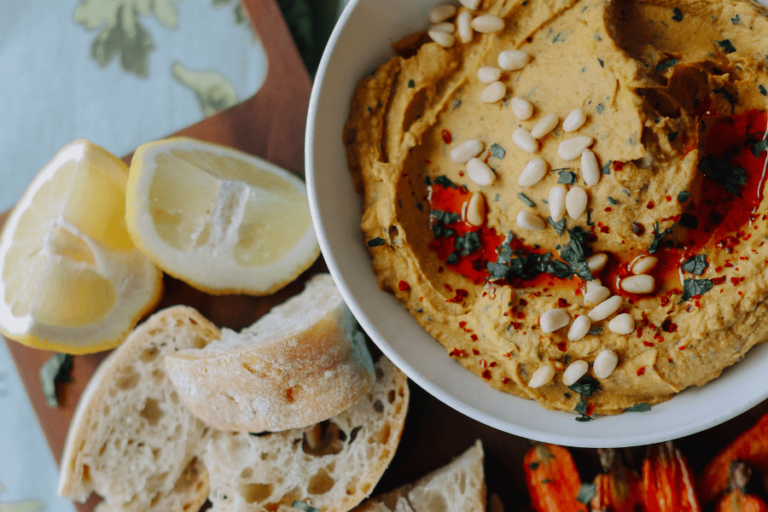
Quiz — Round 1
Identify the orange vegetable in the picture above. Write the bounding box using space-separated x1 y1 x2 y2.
591 448 645 512
524 443 588 512
715 461 768 512
698 412 768 505
642 442 701 512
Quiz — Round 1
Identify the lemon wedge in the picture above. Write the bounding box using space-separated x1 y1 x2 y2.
0 140 163 354
126 138 319 295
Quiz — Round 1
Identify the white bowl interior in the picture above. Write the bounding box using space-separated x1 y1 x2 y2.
305 0 768 447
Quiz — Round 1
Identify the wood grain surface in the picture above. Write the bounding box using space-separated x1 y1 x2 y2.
4 1 768 511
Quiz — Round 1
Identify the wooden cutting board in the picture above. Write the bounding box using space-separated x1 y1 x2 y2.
5 1 768 510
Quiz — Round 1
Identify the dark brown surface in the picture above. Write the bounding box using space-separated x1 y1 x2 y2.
4 1 768 510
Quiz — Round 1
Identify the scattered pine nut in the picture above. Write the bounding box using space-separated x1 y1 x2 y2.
518 158 547 187
559 136 594 161
563 108 587 132
621 275 655 294
428 30 455 47
467 158 496 186
565 186 588 219
586 253 608 273
584 285 611 306
568 315 591 341
548 184 567 222
588 295 622 321
467 192 486 226
562 359 589 386
581 149 600 185
594 349 618 379
516 210 546 231
477 66 502 83
528 364 555 388
530 114 559 139
480 81 506 103
457 11 473 43
512 127 538 153
608 313 635 334
471 14 504 33
540 308 570 333
430 22 455 33
631 255 659 275
459 0 481 10
498 50 530 70
511 97 534 120
450 139 484 163
429 4 457 23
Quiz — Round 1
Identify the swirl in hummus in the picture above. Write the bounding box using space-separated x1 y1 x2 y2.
344 0 768 417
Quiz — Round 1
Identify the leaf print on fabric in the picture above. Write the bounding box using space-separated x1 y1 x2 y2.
172 63 238 117
0 482 45 512
74 0 182 77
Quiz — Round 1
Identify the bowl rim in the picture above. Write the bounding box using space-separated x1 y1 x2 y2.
305 0 768 448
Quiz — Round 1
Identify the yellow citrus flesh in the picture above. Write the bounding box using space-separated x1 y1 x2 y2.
126 138 319 295
0 140 162 353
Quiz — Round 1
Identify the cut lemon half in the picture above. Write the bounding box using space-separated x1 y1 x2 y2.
0 140 163 354
126 138 320 295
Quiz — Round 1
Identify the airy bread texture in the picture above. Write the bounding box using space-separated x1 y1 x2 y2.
202 357 409 512
57 306 220 512
353 441 486 512
166 273 376 432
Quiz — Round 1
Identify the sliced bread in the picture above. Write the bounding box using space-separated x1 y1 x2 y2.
353 441 486 512
202 357 409 512
57 306 220 512
165 273 376 432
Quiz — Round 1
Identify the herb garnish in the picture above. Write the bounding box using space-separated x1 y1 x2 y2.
432 175 458 189
731 14 741 24
549 216 566 236
407 79 415 88
751 138 768 158
560 228 594 281
717 39 737 54
680 278 714 303
569 376 601 397
586 210 594 226
656 58 678 72
625 403 652 412
575 396 594 422
453 231 480 257
487 233 572 281
601 160 612 175
699 155 747 196
760 85 768 97
668 131 679 143
679 213 699 230
430 210 459 238
649 222 675 254
517 192 535 207
596 103 605 114
40 353 73 408
557 170 577 185
588 326 603 335
367 237 385 247
682 255 708 275
577 483 597 503
598 57 604 68
607 196 618 205
292 501 320 512
672 8 683 21
490 143 506 159
677 191 690 202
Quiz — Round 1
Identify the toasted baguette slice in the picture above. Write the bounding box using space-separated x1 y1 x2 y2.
202 357 409 512
58 306 220 512
165 273 375 433
353 441 486 512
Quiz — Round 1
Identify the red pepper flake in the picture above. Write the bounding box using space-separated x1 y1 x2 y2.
586 403 594 416
501 377 510 384
424 159 431 164
731 277 745 286
519 299 528 306
398 280 410 292
479 359 487 368
740 256 749 260
659 296 670 307
517 311 526 319
510 321 522 330
459 321 467 329
490 362 497 367
646 200 655 209
419 297 424 302
711 276 726 285
631 222 646 236
459 171 464 177
470 334 478 341
604 207 612 212
472 348 480 355
666 195 672 202
447 289 469 304
724 263 734 268
643 341 654 347
678 346 686 350
715 266 723 273
437 266 444 273
557 342 567 352
449 348 467 357
637 366 647 376
613 161 624 171
661 319 678 333
441 129 452 144
739 291 743 295
504 352 512 358
557 298 571 308
654 332 664 343
600 225 610 233
482 369 492 379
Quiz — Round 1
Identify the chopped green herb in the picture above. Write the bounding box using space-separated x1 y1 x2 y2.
292 501 321 512
568 376 601 397
677 191 690 202
529 462 539 470
751 138 768 158
575 396 594 422
416 202 423 211
542 199 549 204
490 143 506 160
560 228 594 281
656 58 678 72
699 155 747 196
487 234 573 281
453 231 481 257
598 57 604 68
717 39 737 54
588 326 603 335
601 160 612 175
564 354 570 365
367 237 385 247
517 192 535 207
760 85 768 97
607 196 618 205
367 106 372 113
557 170 577 185
407 79 415 88
453 99 462 109
682 254 708 275
549 216 566 236
541 479 554 484
596 103 605 114
553 32 564 43
586 210 594 226
731 14 741 24
679 213 699 230
672 7 683 21
625 403 652 412
431 210 460 238
680 278 713 302
649 222 675 254
432 175 458 189
446 252 458 264
577 483 597 504
668 131 679 143
40 353 73 408
622 189 631 197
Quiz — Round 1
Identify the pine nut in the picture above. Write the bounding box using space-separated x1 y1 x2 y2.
581 149 600 186
567 315 591 341
540 308 570 333
584 285 611 306
588 295 622 321
565 186 588 219
631 255 658 275
450 139 484 163
621 274 655 294
480 81 506 103
559 136 594 161
594 349 619 379
586 253 608 273
549 184 567 222
512 127 538 153
429 30 455 47
457 11 473 43
498 50 530 71
467 158 496 186
460 0 481 9
562 359 589 386
471 14 504 33
429 4 457 23
531 114 559 139
608 313 635 334
585 279 602 292
518 158 547 187
511 97 534 120
477 66 502 83
516 210 546 231
430 22 455 33
563 108 587 132
528 364 555 388
467 192 486 226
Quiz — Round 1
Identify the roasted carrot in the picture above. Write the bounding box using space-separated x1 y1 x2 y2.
715 461 768 512
591 448 645 512
698 411 768 504
642 442 701 512
524 443 588 512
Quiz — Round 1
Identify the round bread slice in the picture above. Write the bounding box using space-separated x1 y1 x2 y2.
202 357 409 512
165 273 376 432
57 306 220 512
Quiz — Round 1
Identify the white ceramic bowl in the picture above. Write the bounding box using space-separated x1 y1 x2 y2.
305 0 768 447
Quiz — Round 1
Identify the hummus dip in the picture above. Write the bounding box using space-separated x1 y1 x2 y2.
345 0 768 416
